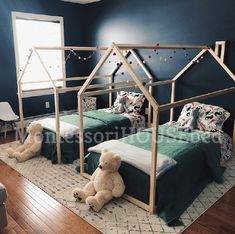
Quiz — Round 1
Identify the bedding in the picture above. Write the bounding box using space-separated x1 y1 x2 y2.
39 109 145 163
88 140 177 177
177 102 231 132
170 121 233 162
84 124 224 224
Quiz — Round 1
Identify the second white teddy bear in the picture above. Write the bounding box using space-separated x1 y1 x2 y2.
6 122 43 162
73 149 125 212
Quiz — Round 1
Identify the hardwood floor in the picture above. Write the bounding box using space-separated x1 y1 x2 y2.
183 186 235 234
0 131 235 234
0 132 100 234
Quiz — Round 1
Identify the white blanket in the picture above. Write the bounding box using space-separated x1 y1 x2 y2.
88 140 177 177
36 118 79 139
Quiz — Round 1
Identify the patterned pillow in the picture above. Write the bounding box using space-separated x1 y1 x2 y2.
196 104 230 132
210 131 233 162
113 92 128 114
177 102 200 127
113 91 145 114
112 91 128 114
125 91 145 114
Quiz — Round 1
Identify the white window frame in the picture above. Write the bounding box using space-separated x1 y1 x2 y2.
12 11 66 94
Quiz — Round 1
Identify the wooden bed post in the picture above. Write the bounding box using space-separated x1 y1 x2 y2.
78 94 85 174
17 84 24 141
109 76 113 108
130 49 154 128
54 89 62 164
17 49 34 141
78 45 115 174
170 80 176 122
215 41 226 62
149 108 159 214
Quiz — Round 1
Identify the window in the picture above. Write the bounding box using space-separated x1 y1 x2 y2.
12 12 65 91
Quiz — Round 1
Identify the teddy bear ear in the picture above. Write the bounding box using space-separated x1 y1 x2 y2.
102 148 108 153
114 154 121 162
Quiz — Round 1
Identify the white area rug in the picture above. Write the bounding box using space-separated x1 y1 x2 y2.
1 141 235 234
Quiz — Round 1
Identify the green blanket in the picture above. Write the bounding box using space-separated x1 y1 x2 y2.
41 110 131 163
84 125 223 224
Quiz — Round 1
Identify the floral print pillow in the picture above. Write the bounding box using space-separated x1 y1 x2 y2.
196 104 230 132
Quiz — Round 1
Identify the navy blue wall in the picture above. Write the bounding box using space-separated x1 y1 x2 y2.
0 0 90 117
86 0 235 127
1 0 234 130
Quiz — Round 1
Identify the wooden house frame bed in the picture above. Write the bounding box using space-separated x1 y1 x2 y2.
76 42 235 214
17 42 235 214
17 45 154 163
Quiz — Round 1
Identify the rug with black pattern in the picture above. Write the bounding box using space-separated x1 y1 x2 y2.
1 141 235 234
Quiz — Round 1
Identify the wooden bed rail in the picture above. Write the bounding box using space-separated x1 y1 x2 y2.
160 87 235 111
20 75 112 84
115 44 209 50
34 46 108 51
82 79 174 97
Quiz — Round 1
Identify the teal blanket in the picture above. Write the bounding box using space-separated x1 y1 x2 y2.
41 110 131 163
85 125 223 224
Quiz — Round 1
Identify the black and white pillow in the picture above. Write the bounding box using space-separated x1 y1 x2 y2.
177 102 200 126
113 91 145 114
211 131 233 162
125 92 145 114
177 102 230 132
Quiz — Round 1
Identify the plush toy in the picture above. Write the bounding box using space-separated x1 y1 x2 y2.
178 108 200 132
6 122 43 162
112 96 128 114
73 149 125 212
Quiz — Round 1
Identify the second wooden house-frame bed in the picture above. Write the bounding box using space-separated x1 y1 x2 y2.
17 46 153 163
75 41 235 218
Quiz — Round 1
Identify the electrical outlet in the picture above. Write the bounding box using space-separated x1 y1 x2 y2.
45 101 50 109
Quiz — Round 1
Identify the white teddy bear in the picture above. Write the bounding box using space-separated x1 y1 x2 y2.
6 122 43 162
73 149 125 212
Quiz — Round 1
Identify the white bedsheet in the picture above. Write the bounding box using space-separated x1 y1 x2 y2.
36 118 79 139
88 140 177 177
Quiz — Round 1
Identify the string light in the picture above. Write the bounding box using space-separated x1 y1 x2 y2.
64 49 96 64
63 46 205 68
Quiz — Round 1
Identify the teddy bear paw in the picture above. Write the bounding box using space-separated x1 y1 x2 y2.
6 148 15 158
13 152 21 158
86 196 102 212
15 155 25 163
14 153 26 162
72 189 86 202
